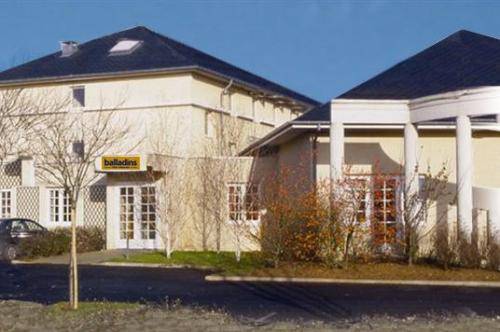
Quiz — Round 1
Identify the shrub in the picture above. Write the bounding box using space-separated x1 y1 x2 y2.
20 226 105 259
486 241 500 271
257 166 369 268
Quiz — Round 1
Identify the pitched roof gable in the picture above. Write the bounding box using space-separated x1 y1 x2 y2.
0 26 319 106
339 30 500 100
295 30 500 122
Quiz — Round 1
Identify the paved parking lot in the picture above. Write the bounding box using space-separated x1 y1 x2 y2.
1 262 500 323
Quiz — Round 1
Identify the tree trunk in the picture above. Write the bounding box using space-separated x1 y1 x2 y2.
216 219 221 254
165 227 172 259
70 205 78 310
235 231 241 262
201 208 208 251
343 232 352 267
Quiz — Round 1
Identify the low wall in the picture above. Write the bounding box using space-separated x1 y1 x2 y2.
473 186 500 241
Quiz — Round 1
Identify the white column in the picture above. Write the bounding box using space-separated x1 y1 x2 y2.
404 123 419 196
330 122 344 183
456 115 473 241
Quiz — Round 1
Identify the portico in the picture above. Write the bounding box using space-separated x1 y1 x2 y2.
328 88 500 243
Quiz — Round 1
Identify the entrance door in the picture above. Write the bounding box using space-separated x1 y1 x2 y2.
372 177 400 252
117 185 159 249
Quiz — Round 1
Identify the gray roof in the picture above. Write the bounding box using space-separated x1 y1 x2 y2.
297 30 500 122
0 26 319 106
340 30 500 100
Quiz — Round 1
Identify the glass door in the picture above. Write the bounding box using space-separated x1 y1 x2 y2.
372 177 400 252
118 185 158 249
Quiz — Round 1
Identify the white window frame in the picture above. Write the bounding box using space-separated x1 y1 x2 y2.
345 175 402 248
139 186 157 241
118 184 157 241
345 176 371 225
0 189 12 218
48 188 71 224
227 182 260 224
371 176 402 248
204 111 214 138
119 186 135 240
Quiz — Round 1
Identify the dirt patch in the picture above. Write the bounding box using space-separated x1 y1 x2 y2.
244 262 500 282
1 300 499 332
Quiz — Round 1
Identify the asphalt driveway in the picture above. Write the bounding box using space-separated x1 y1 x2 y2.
1 262 499 322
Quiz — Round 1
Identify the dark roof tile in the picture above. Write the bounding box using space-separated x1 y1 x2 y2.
339 30 500 100
0 26 319 106
296 30 500 122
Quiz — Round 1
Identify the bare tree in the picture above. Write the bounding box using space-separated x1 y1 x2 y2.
147 112 194 259
399 164 452 265
195 109 252 260
34 104 131 309
323 174 372 267
193 160 216 251
0 88 50 160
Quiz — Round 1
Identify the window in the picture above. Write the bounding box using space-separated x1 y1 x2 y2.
204 111 214 137
49 189 71 223
119 187 134 240
24 220 44 232
349 178 369 224
72 86 85 108
11 220 27 233
109 40 142 55
228 183 259 222
119 186 157 241
0 190 11 218
372 178 399 246
140 187 156 240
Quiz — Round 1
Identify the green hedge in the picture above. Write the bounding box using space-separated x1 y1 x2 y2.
20 226 105 258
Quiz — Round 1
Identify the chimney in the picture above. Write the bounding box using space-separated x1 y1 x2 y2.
60 41 78 57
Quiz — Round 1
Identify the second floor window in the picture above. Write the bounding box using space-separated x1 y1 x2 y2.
228 183 259 222
49 189 71 223
72 86 85 108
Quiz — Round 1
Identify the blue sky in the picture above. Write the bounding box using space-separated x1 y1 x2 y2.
0 1 499 102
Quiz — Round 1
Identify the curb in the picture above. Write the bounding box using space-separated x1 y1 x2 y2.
90 261 213 270
10 260 37 265
10 260 213 270
98 262 204 269
205 275 500 288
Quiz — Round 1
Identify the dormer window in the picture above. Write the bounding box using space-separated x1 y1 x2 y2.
109 39 142 55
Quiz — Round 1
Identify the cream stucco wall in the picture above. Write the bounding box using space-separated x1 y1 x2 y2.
309 128 500 254
315 129 500 187
1 71 311 251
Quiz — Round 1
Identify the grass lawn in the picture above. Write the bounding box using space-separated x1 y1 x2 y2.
110 251 265 274
47 301 140 318
248 261 500 282
110 251 500 282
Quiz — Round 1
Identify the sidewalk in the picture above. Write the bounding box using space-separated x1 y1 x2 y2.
205 274 500 288
13 249 146 265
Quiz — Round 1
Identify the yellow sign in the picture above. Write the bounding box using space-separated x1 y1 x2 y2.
101 156 141 171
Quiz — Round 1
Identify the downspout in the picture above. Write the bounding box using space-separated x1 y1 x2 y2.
218 79 234 155
311 123 321 192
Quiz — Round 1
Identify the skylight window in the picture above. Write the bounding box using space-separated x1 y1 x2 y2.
109 40 142 55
